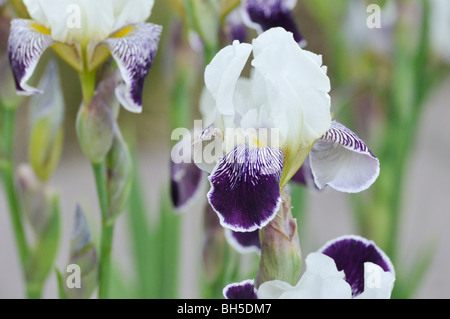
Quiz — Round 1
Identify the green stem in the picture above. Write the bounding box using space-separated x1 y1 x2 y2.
92 161 114 299
79 71 96 105
0 107 30 287
79 68 116 299
26 282 43 299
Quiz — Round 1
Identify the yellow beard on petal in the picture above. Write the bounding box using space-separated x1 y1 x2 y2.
30 22 50 35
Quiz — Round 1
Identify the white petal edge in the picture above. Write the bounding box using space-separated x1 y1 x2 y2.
309 121 380 193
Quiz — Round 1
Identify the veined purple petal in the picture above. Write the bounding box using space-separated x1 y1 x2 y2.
8 19 55 95
171 158 206 212
309 121 380 193
319 235 395 298
223 280 258 299
243 0 305 46
101 23 162 113
225 228 261 254
208 144 283 232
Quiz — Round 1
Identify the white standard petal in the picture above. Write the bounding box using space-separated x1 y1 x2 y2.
257 280 295 299
282 253 352 299
355 262 396 299
204 40 253 117
23 0 154 44
252 28 331 148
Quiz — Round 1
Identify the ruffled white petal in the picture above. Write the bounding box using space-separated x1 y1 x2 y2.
23 0 154 44
257 280 295 299
258 252 352 299
355 263 396 299
204 40 252 118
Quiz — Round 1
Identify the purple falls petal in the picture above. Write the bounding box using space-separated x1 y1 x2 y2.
309 121 380 193
8 19 55 95
243 0 305 46
226 9 248 43
319 235 395 298
223 280 258 299
208 145 283 232
171 157 206 212
101 23 162 113
225 229 261 254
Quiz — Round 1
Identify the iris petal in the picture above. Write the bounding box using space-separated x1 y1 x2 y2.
318 235 395 297
100 22 162 113
225 228 261 254
309 121 380 193
223 279 258 299
170 158 206 212
243 0 306 46
8 19 55 95
208 144 283 232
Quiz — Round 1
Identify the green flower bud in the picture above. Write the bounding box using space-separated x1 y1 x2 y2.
64 204 98 299
256 188 302 288
28 61 64 181
76 81 115 164
16 164 61 290
16 164 53 236
105 129 132 224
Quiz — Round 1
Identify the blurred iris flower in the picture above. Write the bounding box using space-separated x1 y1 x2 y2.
7 0 162 112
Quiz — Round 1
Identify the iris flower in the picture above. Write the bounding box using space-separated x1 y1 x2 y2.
241 0 306 46
223 235 396 299
191 27 379 233
8 0 162 112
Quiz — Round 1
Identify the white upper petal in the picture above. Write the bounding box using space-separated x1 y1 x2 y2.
355 263 396 299
23 0 154 44
257 252 352 299
204 40 253 117
252 28 331 148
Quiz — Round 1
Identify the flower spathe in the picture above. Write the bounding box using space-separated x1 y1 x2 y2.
223 235 396 299
196 27 331 232
8 0 162 112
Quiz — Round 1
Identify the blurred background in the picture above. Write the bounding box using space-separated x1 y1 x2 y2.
0 0 449 298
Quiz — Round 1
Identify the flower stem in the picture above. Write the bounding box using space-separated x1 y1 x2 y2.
79 71 96 105
79 69 115 299
92 161 114 299
0 106 30 288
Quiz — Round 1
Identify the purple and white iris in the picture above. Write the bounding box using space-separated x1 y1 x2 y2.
223 235 395 299
241 0 306 46
191 27 379 233
7 0 162 112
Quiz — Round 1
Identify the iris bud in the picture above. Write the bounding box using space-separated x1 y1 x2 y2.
76 78 115 164
105 130 132 224
64 205 98 299
28 61 64 181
